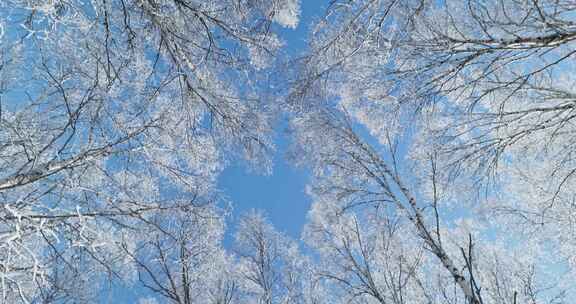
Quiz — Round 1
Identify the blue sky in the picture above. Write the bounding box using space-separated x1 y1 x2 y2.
218 0 326 244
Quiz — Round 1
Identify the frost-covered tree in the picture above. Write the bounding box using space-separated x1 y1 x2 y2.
0 0 300 302
288 1 576 303
234 210 313 304
290 107 570 304
303 188 427 304
127 202 237 304
3 1 576 303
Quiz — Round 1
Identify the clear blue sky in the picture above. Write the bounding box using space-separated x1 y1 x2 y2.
218 1 326 245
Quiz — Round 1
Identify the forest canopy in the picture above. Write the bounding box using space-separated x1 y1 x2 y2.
1 1 575 303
